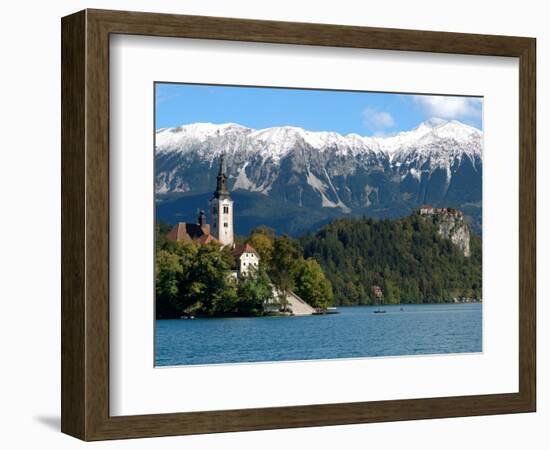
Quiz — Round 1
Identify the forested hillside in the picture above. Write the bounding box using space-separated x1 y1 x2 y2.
300 214 482 305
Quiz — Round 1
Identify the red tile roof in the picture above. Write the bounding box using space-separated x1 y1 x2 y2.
195 234 221 245
232 242 259 258
166 222 220 245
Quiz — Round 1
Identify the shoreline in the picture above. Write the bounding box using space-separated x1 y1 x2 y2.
156 301 482 320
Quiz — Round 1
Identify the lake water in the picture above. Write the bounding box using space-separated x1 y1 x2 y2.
155 303 482 366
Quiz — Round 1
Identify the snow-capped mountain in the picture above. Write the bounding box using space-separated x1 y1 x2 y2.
155 119 482 236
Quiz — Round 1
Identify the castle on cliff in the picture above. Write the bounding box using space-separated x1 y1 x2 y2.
418 205 464 218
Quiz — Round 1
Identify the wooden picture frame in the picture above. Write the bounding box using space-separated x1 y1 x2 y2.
61 8 536 441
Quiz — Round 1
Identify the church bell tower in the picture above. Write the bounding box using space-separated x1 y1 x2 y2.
210 153 234 247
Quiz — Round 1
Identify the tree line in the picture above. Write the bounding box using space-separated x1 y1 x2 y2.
156 212 482 318
155 224 333 318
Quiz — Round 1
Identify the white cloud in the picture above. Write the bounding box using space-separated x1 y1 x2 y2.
413 95 482 120
362 107 395 131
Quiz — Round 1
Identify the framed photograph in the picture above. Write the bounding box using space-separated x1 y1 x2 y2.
61 9 536 440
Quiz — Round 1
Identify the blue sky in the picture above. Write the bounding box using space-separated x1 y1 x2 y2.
155 83 482 136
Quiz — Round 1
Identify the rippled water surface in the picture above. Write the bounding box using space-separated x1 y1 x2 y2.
155 303 482 366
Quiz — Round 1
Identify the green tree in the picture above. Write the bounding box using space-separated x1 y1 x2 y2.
269 235 302 311
270 235 301 285
274 273 293 313
236 266 273 316
155 221 173 251
248 228 275 267
155 249 183 318
156 250 182 299
155 241 198 317
293 258 334 309
382 279 400 304
177 243 236 315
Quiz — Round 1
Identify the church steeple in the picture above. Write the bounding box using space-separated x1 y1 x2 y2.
209 153 234 246
213 153 231 200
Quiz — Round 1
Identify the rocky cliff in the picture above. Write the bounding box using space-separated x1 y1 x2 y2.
420 208 471 257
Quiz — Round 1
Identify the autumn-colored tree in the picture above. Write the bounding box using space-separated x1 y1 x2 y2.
248 226 275 266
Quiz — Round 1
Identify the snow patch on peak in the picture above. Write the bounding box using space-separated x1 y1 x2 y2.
159 121 250 137
233 162 253 191
306 169 351 212
376 117 482 161
249 126 307 160
155 119 482 165
432 120 482 140
233 162 271 194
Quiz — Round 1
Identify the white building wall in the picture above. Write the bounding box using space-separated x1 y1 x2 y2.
239 252 259 275
210 198 234 246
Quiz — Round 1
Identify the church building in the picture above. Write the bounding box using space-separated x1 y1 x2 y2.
165 154 317 315
166 154 235 248
165 209 220 245
209 154 234 247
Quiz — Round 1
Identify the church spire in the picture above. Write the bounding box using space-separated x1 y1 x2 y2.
210 153 234 247
219 152 227 176
213 153 231 199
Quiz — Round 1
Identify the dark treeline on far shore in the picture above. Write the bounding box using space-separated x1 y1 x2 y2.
155 213 482 318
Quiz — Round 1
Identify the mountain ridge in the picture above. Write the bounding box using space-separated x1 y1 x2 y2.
155 119 483 236
156 118 482 161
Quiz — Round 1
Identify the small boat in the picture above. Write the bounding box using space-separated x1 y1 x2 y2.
373 310 386 314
